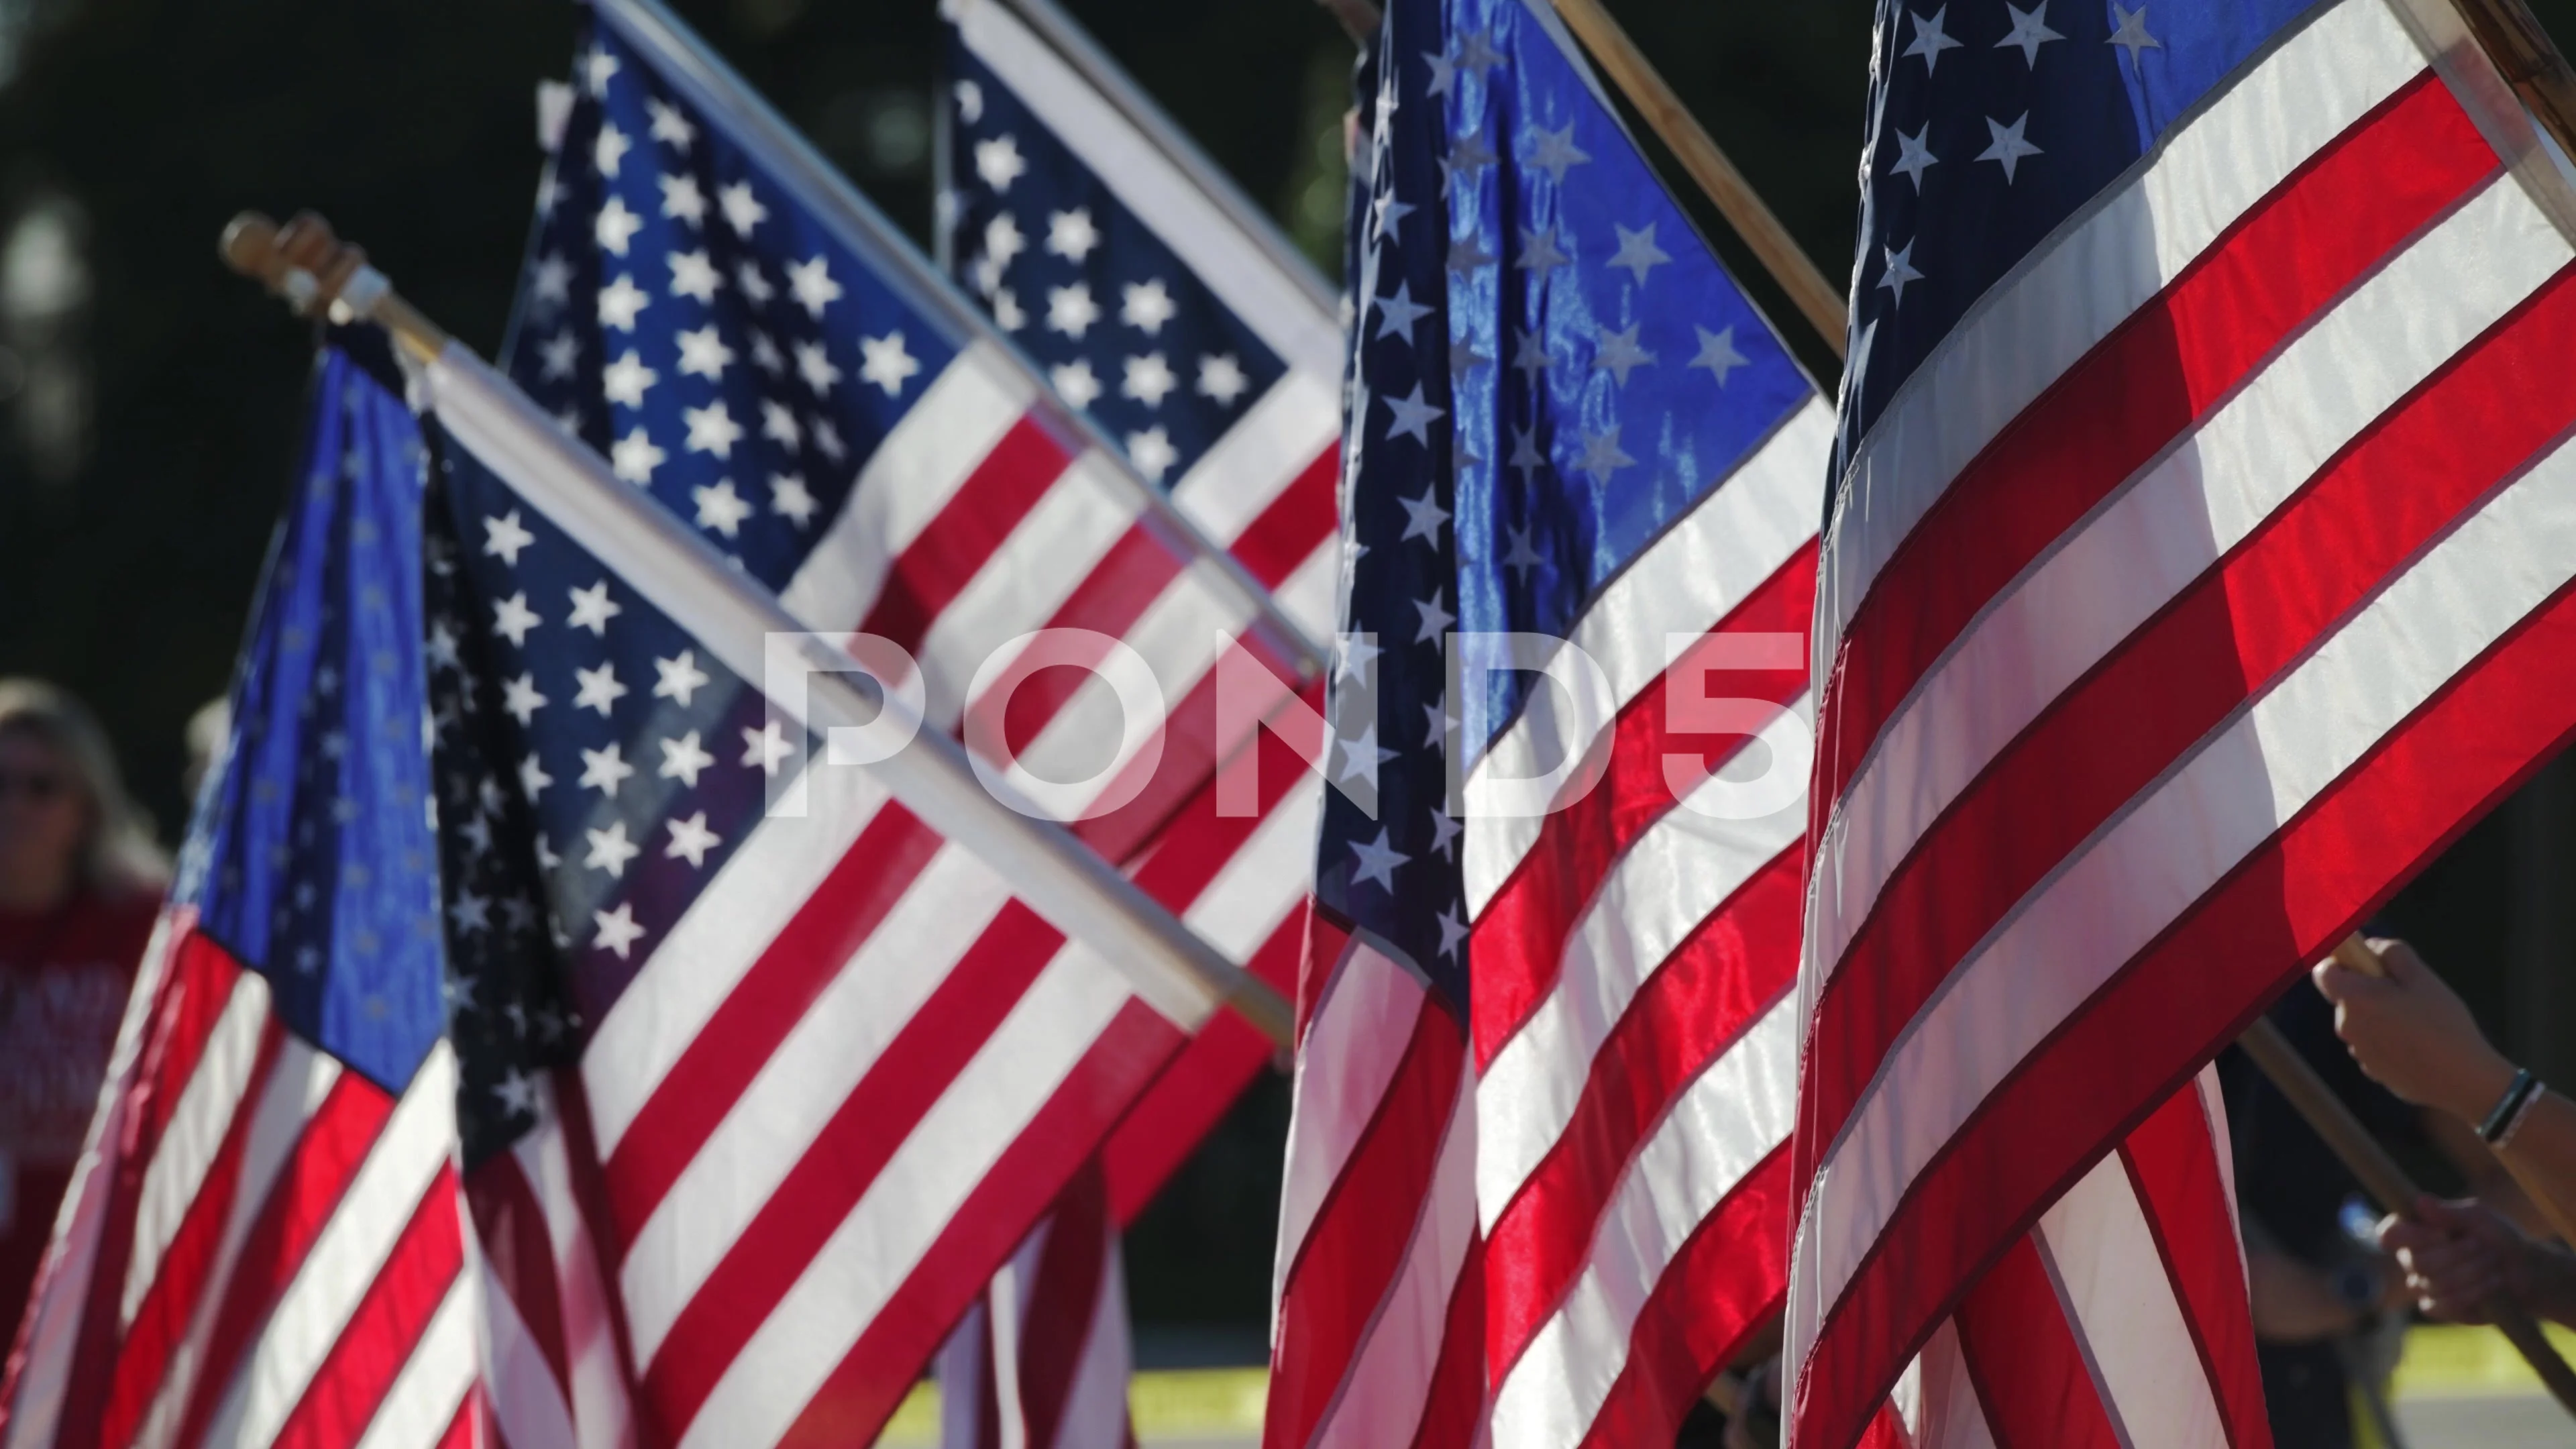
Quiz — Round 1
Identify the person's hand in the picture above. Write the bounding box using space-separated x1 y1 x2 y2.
2379 1196 2538 1324
2311 937 2516 1122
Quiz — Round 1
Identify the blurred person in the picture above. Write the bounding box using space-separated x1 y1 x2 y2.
2379 1195 2576 1329
0 679 167 1328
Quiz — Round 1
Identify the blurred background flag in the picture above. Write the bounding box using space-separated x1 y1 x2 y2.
1790 0 2576 1444
1267 0 1833 1442
1 339 476 1449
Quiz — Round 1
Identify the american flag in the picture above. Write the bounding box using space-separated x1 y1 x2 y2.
2 340 480 1449
1789 0 2576 1444
460 0 1324 1443
1265 0 1833 1442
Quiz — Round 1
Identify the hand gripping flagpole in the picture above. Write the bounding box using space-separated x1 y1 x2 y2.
219 209 1298 1057
2243 934 2576 1417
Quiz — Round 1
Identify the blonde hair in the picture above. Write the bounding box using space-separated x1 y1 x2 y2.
0 678 170 901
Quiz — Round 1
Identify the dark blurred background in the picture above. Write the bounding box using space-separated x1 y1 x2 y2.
0 0 2572 1357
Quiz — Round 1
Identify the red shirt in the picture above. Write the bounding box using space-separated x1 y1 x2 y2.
0 890 158 1332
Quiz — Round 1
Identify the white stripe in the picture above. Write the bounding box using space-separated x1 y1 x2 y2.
484 1254 585 1449
203 1044 460 1449
1167 374 1339 547
675 947 1134 1449
2033 1150 2229 1448
1894 1320 1996 1449
1272 537 1340 644
780 340 1034 633
1307 1059 1477 1449
121 973 268 1326
950 0 1343 378
516 1089 640 1449
1487 995 1799 1449
1272 945 1428 1313
1476 716 1809 1228
623 843 1014 1366
1049 1229 1132 1449
1464 398 1827 918
582 758 890 1159
1183 780 1323 962
1811 174 2571 986
1800 420 2576 1331
1821 0 2424 650
353 1269 479 1449
936 1298 993 1449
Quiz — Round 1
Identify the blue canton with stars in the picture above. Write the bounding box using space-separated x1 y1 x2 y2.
176 341 445 1093
1833 0 2323 496
504 13 966 594
1317 0 1819 1000
938 25 1288 488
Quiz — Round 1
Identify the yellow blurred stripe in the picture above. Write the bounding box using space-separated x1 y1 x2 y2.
875 1367 1272 1444
2392 1322 2576 1399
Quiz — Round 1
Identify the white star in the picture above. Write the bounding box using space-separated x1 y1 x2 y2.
530 253 572 308
572 662 627 717
1890 125 1937 193
1576 425 1635 484
861 332 921 396
667 250 722 303
538 331 579 381
1903 6 1961 74
519 752 553 799
693 480 752 537
1371 191 1415 240
1689 325 1750 388
578 742 635 798
582 45 619 97
1121 279 1179 335
1375 282 1434 347
954 78 985 124
676 325 734 379
1523 122 1591 183
1995 1 2063 66
593 903 646 959
1052 358 1104 410
427 620 462 672
1197 354 1248 404
1512 329 1551 384
975 134 1027 192
594 122 631 178
585 822 641 879
649 652 711 709
1348 828 1408 892
771 473 818 527
610 427 667 484
647 96 696 150
1047 283 1100 338
490 592 542 647
484 509 537 566
814 420 847 462
597 274 649 331
793 341 841 395
2108 3 2161 62
594 197 643 256
683 400 744 458
718 181 767 236
992 288 1027 331
566 580 623 636
500 673 547 725
1412 591 1455 644
1503 523 1546 582
659 731 716 786
1878 239 1925 308
1423 696 1452 751
1046 207 1099 261
1336 633 1381 685
1607 223 1671 286
737 261 776 305
1383 384 1443 445
1593 325 1656 385
665 812 721 868
1424 47 1458 97
1517 224 1571 272
602 350 657 408
760 400 801 451
1336 720 1395 786
448 887 490 936
786 255 843 319
1436 900 1470 960
1509 425 1547 480
742 720 796 775
1127 427 1178 483
493 1068 540 1115
1398 486 1449 543
1428 805 1462 861
1978 113 2041 184
659 173 707 226
1122 353 1179 407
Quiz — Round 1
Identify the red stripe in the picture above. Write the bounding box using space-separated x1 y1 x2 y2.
1800 258 2576 1170
1817 70 2490 810
1472 543 1816 1066
1065 636 1318 871
1405 1234 1487 1449
602 801 942 1244
1485 853 1801 1376
857 415 1070 651
268 1167 466 1449
1791 564 2576 1449
771 1003 1181 1448
2118 1095 2271 1449
1952 1236 2123 1449
166 1071 398 1449
1226 446 1337 590
1265 1002 1466 1449
971 524 1187 761
1574 1150 1793 1449
441 1385 480 1449
468 1153 572 1396
545 1069 646 1407
1016 1163 1112 1449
